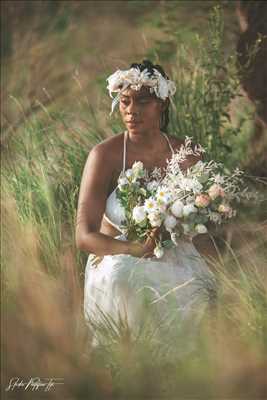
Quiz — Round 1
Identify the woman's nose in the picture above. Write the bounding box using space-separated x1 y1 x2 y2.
126 100 139 115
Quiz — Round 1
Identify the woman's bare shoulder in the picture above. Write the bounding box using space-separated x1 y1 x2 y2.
89 132 124 160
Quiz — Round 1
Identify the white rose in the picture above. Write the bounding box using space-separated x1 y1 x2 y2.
148 212 162 227
107 70 124 94
154 245 164 258
170 199 184 218
164 215 177 231
183 204 197 217
195 224 208 234
132 206 146 223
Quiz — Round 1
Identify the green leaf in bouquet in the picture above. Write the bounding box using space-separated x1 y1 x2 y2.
139 187 147 197
210 201 221 211
162 239 174 249
117 185 128 193
139 231 147 239
200 215 209 223
185 213 198 223
198 173 210 184
138 219 148 229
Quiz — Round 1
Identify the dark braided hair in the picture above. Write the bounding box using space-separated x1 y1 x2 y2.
129 59 170 132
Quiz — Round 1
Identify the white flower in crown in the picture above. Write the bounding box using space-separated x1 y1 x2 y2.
106 65 176 114
152 69 176 100
106 70 125 96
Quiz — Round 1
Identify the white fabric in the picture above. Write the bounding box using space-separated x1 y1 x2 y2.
84 236 213 356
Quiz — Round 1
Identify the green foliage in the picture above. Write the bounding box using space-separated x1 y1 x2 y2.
142 6 257 167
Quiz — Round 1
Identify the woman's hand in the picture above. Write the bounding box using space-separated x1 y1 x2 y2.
129 228 160 258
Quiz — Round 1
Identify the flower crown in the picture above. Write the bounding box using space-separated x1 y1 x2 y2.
106 66 176 115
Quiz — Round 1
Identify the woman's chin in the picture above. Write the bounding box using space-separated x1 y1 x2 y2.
126 123 143 134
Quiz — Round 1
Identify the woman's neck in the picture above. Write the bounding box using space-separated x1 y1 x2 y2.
126 128 167 153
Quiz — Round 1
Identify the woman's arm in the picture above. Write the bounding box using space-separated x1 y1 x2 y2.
75 144 156 257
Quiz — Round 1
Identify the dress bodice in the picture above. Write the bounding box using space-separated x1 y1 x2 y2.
104 188 126 232
103 130 174 232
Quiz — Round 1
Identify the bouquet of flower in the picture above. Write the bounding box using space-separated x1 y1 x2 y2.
116 137 253 258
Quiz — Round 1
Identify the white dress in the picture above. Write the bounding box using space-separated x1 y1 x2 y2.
84 132 214 355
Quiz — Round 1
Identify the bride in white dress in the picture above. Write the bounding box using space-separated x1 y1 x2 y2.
76 60 214 353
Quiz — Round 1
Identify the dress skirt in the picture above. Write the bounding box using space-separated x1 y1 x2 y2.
83 235 215 355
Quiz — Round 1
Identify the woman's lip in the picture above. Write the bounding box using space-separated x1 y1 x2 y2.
127 121 141 125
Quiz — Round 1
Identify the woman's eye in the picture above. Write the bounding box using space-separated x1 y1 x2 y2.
120 99 129 105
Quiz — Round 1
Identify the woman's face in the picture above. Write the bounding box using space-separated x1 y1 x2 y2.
119 86 166 135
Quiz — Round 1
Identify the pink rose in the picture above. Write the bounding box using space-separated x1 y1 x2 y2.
208 184 225 200
195 194 210 208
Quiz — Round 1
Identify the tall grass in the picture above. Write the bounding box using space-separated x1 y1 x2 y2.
148 6 257 167
1 5 267 399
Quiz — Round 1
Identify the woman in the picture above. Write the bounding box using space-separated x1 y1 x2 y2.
76 60 213 351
